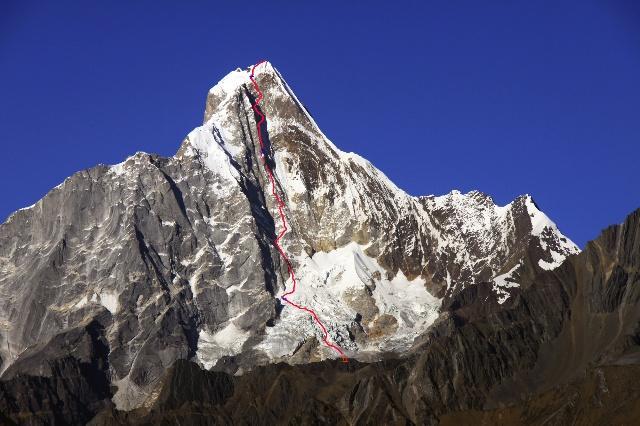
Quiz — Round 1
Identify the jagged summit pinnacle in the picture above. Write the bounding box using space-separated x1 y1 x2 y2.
204 61 281 123
209 61 279 93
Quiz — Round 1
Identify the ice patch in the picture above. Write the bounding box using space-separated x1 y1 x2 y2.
525 196 579 251
208 68 248 99
73 295 88 309
197 322 250 369
539 250 568 270
274 151 307 195
185 125 240 189
98 291 119 314
493 263 521 304
110 160 127 176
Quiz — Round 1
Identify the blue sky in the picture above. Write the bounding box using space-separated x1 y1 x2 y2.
1 0 639 247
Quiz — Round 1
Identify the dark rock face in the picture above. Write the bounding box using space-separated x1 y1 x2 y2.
0 321 112 425
439 364 640 425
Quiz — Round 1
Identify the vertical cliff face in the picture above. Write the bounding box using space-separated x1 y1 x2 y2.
0 62 579 413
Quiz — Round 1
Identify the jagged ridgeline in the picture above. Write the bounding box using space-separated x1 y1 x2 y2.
1 63 637 425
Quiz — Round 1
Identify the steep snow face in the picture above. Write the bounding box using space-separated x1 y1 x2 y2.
184 126 240 189
257 242 441 359
525 196 580 270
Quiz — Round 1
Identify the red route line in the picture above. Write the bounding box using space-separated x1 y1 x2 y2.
249 60 348 363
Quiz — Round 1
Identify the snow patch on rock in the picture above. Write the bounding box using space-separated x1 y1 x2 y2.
197 322 250 369
493 263 521 304
98 291 119 314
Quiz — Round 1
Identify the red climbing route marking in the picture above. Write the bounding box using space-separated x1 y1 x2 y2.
249 60 348 363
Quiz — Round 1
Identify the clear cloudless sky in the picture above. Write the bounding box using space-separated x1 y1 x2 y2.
1 0 639 247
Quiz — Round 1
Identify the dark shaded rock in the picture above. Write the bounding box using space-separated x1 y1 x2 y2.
154 360 233 410
0 356 112 425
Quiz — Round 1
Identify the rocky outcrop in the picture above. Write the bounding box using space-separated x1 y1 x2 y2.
0 320 112 425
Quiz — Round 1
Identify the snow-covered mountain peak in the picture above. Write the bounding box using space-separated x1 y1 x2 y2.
0 62 586 411
205 61 277 94
184 63 582 299
203 61 281 122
